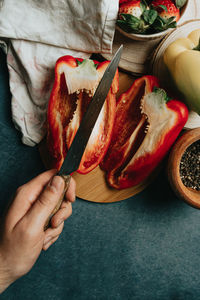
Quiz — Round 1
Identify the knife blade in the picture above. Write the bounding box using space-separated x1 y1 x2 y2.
44 45 123 229
58 44 123 176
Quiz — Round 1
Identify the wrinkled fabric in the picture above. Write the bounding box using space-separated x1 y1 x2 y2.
0 0 118 145
0 0 118 53
6 41 90 146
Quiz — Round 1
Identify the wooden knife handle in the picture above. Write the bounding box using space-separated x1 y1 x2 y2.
44 174 71 231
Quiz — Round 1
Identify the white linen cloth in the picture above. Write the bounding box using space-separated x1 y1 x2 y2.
0 0 119 146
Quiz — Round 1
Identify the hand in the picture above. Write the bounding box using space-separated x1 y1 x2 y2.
0 169 76 293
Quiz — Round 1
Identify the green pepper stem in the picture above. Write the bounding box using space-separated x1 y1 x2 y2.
193 38 200 51
153 86 171 103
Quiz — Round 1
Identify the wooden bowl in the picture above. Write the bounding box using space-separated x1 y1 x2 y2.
167 128 200 209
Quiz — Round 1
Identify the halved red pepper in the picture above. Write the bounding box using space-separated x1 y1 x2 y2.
47 55 119 174
100 75 188 189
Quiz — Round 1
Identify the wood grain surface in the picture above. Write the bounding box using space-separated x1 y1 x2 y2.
167 128 200 209
73 165 156 203
69 72 158 203
40 72 159 203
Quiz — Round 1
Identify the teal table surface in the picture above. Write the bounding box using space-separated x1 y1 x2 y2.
1 49 200 300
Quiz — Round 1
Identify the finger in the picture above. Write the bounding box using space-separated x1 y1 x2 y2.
65 177 76 203
5 169 57 230
43 236 59 251
50 202 72 228
24 176 65 230
43 221 64 243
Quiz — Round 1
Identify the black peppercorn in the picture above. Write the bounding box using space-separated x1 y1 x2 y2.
180 140 200 191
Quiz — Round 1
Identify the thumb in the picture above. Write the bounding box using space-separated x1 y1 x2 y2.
26 176 65 230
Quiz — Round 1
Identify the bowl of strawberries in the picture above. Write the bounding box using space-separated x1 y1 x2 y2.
116 0 189 40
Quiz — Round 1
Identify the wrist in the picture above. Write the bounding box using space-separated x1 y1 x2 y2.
0 250 13 294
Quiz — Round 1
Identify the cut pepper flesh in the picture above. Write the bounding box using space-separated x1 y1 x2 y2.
47 56 119 174
101 75 188 189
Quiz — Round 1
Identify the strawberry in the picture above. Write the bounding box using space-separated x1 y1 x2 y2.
119 0 131 4
119 1 143 19
149 0 180 32
117 0 158 34
117 0 181 34
151 0 180 22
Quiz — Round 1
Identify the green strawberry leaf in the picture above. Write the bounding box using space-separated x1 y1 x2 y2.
152 15 176 32
166 16 176 23
119 13 140 22
117 21 146 34
157 4 168 12
175 0 187 8
166 21 177 29
117 15 149 34
143 9 157 25
140 0 148 12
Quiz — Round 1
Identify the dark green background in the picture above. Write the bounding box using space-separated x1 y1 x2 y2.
1 49 200 300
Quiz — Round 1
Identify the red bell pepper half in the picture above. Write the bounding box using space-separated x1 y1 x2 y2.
47 55 119 174
100 75 188 189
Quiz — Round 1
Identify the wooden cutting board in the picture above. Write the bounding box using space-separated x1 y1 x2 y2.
40 72 160 203
73 72 159 203
73 165 157 203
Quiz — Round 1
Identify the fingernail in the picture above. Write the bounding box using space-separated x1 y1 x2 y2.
50 176 64 192
44 236 52 245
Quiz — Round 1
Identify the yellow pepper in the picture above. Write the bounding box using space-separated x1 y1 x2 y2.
164 29 200 115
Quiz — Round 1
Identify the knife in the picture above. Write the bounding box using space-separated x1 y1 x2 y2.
44 45 123 229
